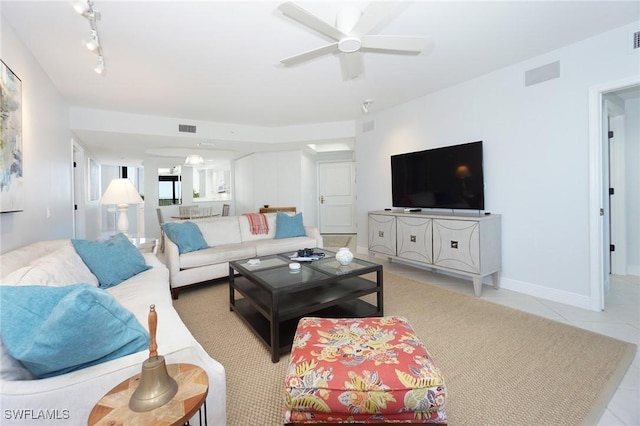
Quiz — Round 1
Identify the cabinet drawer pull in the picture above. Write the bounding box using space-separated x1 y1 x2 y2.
378 231 384 237
451 241 458 249
410 235 416 243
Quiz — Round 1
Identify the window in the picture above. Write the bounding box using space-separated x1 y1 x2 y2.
158 167 182 206
192 160 231 202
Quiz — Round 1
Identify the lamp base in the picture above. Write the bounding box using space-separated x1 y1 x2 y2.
116 203 130 235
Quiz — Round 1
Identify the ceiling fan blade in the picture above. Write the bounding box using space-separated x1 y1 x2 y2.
340 52 363 80
278 1 347 41
361 35 434 54
280 42 339 66
351 2 400 36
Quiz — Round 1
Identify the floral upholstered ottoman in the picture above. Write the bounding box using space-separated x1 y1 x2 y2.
284 316 447 424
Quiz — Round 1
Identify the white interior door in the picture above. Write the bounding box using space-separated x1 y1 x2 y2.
318 162 356 234
607 111 627 276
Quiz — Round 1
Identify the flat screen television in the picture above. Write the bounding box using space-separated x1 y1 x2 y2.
391 141 484 210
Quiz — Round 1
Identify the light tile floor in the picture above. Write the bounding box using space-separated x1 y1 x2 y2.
323 235 640 425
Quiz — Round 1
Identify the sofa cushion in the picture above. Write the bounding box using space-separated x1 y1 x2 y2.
72 234 151 288
162 221 209 254
0 337 35 380
2 242 98 287
275 212 306 239
0 284 149 379
253 236 319 258
196 217 243 247
180 243 256 269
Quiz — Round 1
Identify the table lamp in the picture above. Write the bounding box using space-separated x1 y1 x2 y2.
100 178 143 235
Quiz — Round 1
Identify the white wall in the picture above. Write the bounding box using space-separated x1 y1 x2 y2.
356 21 640 308
0 18 75 253
234 150 319 225
625 97 640 275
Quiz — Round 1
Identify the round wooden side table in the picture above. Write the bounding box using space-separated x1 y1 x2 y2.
88 363 208 426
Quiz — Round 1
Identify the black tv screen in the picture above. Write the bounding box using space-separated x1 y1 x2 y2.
391 141 484 210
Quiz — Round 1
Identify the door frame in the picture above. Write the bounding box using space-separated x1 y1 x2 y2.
588 75 639 311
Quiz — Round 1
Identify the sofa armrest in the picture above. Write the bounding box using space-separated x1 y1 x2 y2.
164 235 181 278
305 226 323 249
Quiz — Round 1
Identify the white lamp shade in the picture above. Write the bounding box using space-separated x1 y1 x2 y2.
100 178 143 205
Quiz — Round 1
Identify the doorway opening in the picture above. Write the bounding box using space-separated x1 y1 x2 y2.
589 77 640 311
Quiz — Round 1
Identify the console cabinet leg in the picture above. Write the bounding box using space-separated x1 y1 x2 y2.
492 271 501 290
472 277 482 297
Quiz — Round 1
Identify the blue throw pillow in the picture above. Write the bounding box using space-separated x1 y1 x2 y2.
0 284 149 378
275 212 306 239
72 233 151 289
162 221 208 254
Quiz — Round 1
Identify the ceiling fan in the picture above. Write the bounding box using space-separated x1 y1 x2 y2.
277 1 433 80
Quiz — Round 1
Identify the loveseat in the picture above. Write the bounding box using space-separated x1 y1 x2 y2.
164 212 323 299
0 238 227 425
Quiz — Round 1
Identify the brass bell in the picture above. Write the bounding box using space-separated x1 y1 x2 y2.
129 305 178 412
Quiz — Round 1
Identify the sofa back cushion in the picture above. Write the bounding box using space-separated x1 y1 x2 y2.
239 213 277 242
0 239 69 279
196 217 243 247
2 242 98 287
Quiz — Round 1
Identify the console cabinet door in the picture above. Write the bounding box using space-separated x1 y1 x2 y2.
368 214 396 256
433 219 480 273
397 216 432 264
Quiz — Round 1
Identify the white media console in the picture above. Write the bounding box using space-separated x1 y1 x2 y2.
368 210 501 297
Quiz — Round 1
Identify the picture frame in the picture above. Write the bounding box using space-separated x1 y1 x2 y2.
0 59 24 213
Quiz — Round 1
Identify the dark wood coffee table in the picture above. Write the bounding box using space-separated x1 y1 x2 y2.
229 250 383 362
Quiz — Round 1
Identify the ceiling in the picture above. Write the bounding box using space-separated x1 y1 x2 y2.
2 1 639 164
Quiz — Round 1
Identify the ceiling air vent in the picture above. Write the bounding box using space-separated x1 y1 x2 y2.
634 31 640 50
178 124 197 133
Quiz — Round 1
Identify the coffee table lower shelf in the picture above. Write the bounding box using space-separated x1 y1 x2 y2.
231 298 381 360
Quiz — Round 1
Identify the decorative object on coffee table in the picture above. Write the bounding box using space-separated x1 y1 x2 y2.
335 247 353 265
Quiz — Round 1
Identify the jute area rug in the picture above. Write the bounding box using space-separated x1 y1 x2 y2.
172 272 636 426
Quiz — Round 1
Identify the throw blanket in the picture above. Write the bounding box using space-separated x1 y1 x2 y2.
243 213 269 235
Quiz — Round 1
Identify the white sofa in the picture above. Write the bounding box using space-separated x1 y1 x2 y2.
165 213 323 298
0 239 226 425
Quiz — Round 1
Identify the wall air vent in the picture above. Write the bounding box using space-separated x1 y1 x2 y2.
634 31 640 50
178 124 197 133
362 120 375 133
525 61 560 87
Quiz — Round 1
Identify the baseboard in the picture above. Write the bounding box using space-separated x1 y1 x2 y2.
357 245 594 311
500 277 592 310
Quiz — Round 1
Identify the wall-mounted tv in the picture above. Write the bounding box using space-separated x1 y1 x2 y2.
391 141 484 210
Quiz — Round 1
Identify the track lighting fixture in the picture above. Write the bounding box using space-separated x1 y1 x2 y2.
94 56 105 75
86 30 100 52
71 0 106 75
72 0 101 21
362 99 373 113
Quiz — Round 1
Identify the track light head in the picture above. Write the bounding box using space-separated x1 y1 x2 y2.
94 56 106 75
86 30 100 52
362 99 373 113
